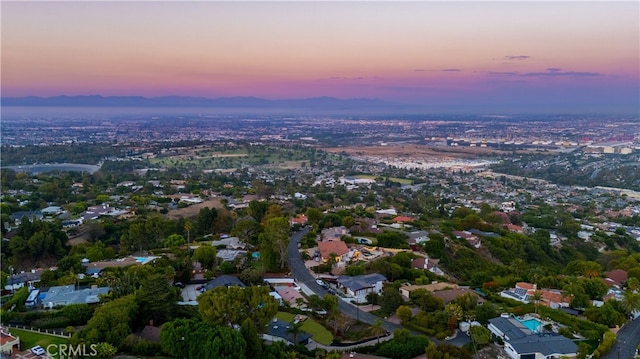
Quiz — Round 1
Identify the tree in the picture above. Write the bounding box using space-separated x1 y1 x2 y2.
411 289 443 312
370 319 386 344
445 303 463 332
184 220 192 246
135 272 181 326
620 291 640 317
286 320 304 344
469 325 491 347
164 234 185 249
380 287 404 314
240 318 262 358
232 217 261 247
396 305 412 323
260 217 291 271
198 285 278 330
531 291 543 315
94 342 117 359
160 318 246 359
78 294 138 348
193 245 217 270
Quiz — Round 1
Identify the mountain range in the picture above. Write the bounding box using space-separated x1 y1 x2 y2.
1 95 413 111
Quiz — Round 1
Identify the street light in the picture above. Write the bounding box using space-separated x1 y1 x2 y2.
9 266 14 295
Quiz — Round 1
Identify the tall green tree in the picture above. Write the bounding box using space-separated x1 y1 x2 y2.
260 217 291 271
197 285 278 331
193 245 217 270
135 272 181 326
160 318 246 359
78 294 138 348
240 318 262 358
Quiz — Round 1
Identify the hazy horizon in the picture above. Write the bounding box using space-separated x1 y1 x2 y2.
2 1 639 114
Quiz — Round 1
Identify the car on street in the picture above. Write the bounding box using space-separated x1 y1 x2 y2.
316 279 326 287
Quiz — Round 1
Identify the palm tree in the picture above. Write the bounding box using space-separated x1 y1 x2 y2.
370 319 386 344
620 291 640 318
286 321 304 345
531 291 543 315
184 220 192 247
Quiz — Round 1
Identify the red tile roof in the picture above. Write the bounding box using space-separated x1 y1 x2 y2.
318 240 349 259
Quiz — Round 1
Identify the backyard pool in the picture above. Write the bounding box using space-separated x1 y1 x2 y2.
518 318 543 333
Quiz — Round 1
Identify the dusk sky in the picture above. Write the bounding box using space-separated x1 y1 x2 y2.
2 1 639 113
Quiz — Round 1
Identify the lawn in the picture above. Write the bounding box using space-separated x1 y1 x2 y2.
354 174 412 185
276 312 333 346
7 328 69 350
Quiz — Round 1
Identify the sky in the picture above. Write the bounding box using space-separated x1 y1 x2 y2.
2 1 639 113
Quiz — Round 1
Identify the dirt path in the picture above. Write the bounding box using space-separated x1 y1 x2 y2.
165 197 224 220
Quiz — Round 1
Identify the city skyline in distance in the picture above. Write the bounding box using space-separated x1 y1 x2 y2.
2 1 639 114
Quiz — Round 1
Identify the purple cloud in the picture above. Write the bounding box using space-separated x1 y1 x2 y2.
488 71 519 76
441 68 461 72
504 55 530 60
413 69 425 72
546 68 563 72
523 70 601 77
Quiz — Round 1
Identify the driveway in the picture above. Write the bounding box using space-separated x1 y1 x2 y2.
287 227 403 333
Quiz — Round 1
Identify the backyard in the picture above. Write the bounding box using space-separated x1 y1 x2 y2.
276 311 333 346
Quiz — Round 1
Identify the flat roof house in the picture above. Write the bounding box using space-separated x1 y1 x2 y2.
488 316 577 359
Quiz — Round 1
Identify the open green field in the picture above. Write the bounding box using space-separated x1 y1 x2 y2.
147 146 318 170
276 311 333 345
7 328 69 351
354 174 413 185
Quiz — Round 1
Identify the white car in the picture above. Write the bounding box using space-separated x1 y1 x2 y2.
316 279 325 287
31 346 45 356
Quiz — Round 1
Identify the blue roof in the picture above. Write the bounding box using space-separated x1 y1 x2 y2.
203 275 246 291
266 319 312 345
488 317 531 340
509 333 578 356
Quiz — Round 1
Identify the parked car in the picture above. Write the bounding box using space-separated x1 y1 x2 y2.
316 279 326 287
173 282 185 289
31 346 45 356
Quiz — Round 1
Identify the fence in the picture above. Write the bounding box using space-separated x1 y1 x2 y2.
2 324 72 339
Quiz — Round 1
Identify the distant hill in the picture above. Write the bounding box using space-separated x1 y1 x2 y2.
0 95 411 111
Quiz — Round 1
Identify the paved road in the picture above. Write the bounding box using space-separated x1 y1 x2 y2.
287 227 403 333
602 318 640 359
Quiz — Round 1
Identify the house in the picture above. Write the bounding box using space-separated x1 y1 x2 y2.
41 206 64 216
263 319 312 346
9 211 43 226
336 273 387 302
604 269 627 287
40 285 110 308
452 230 481 248
0 328 20 355
317 240 350 264
500 282 536 303
407 231 429 243
201 275 245 292
411 257 444 275
275 286 306 307
321 226 348 241
211 236 245 249
289 214 308 227
392 216 415 224
399 282 460 299
5 269 43 291
488 315 577 359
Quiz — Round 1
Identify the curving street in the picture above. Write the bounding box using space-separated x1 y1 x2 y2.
287 227 403 333
601 318 640 359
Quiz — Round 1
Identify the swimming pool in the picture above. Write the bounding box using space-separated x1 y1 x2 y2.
519 318 543 332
